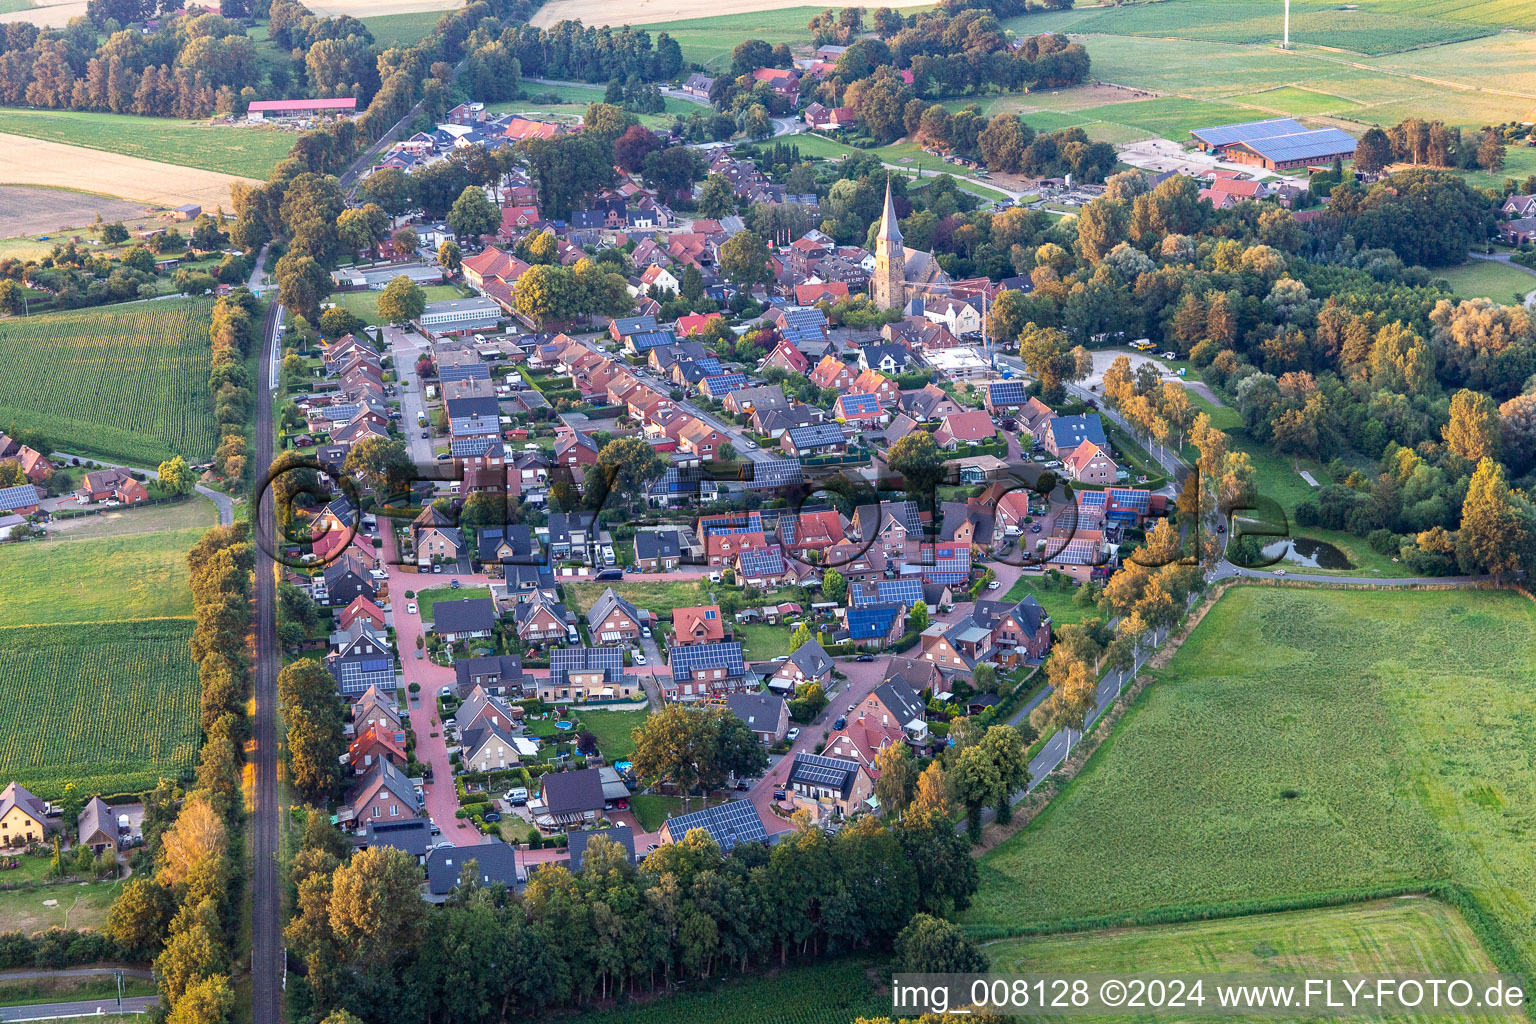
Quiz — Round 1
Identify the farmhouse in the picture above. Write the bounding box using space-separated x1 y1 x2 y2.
75 467 147 505
0 783 48 847
77 797 117 854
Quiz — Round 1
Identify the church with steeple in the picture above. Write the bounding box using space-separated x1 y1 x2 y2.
869 179 949 311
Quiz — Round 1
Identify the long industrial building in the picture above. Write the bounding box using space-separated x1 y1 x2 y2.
1190 117 1357 171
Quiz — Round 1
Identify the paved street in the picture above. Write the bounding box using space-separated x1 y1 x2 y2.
0 997 156 1021
385 325 436 469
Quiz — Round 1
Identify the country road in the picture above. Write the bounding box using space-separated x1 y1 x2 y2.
0 997 156 1021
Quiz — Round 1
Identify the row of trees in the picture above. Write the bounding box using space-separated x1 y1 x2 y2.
102 521 257 1024
285 810 978 1022
208 288 260 480
1352 118 1506 175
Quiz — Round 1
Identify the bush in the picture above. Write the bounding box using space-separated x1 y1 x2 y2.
1367 528 1399 556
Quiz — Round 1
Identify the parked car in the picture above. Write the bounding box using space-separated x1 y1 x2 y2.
1217 523 1226 533
707 571 722 583
641 626 652 637
449 579 460 589
504 786 528 804
987 580 1001 590
633 651 646 665
833 717 846 730
786 727 801 742
856 654 874 662
421 431 429 439
1274 568 1287 576
429 819 441 836
1030 524 1042 533
407 602 418 614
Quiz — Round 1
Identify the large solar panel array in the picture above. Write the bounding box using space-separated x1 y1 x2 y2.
987 379 1027 407
1189 117 1304 148
549 646 624 685
702 373 747 395
791 752 857 790
0 484 40 511
669 641 745 681
851 578 923 608
742 459 804 489
1242 127 1356 163
788 424 846 449
698 512 763 538
847 605 898 639
838 392 882 416
439 363 490 382
737 546 786 578
665 799 767 852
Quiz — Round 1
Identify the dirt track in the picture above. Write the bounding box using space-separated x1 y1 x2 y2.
0 133 258 211
530 0 929 28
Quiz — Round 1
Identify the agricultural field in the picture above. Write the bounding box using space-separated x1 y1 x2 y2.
566 957 885 1024
0 299 219 465
1433 259 1536 304
0 527 201 624
0 619 202 798
0 109 295 180
967 587 1536 982
987 899 1496 1013
361 10 446 45
0 184 148 240
0 131 255 210
1009 0 1495 55
529 1 923 37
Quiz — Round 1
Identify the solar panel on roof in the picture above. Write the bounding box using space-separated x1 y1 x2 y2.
1240 128 1356 163
669 642 745 681
738 547 786 576
787 424 844 448
1108 488 1150 512
703 373 747 394
1189 117 1304 148
439 364 490 382
839 392 881 413
666 799 766 852
792 752 857 788
988 380 1027 405
847 606 897 638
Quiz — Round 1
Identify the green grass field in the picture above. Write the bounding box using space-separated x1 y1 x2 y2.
0 527 200 624
0 618 201 797
0 108 292 178
734 622 790 661
574 708 650 761
566 957 885 1024
629 792 735 832
1002 573 1097 626
0 298 217 465
987 898 1496 1018
339 284 463 326
361 10 446 45
416 585 492 622
0 876 126 933
562 579 718 617
1432 260 1536 304
633 8 824 70
968 587 1536 984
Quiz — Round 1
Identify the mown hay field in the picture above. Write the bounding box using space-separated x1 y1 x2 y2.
0 131 258 209
968 587 1536 980
0 298 218 465
0 619 201 798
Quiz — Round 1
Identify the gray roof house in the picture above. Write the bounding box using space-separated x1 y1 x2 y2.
427 840 521 897
431 597 497 641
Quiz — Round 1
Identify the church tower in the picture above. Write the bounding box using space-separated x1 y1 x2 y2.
870 179 906 311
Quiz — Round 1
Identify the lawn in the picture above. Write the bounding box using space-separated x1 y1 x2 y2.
565 957 885 1024
1432 260 1536 305
0 876 126 934
967 586 1536 987
339 283 463 326
562 579 720 617
44 493 218 542
0 108 294 179
734 622 790 661
986 899 1496 1008
415 585 492 621
0 298 218 465
629 792 734 832
0 527 201 624
574 708 650 761
0 619 201 797
1001 573 1097 626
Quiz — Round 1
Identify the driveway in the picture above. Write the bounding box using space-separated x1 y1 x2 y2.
384 325 436 468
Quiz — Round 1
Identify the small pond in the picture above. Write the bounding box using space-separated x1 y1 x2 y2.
1260 536 1355 570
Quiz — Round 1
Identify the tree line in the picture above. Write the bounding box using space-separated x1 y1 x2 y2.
97 522 257 1024
284 807 978 1024
506 20 684 84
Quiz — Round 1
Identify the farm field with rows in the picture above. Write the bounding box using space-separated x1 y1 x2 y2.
0 298 218 465
0 619 201 798
967 588 1536 980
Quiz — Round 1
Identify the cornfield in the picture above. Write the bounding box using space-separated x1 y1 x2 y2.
0 619 200 799
0 299 219 465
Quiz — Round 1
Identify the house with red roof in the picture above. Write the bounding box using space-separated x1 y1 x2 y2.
504 117 560 141
810 354 857 391
1062 441 1118 485
339 595 387 633
794 280 850 306
674 311 722 336
350 722 407 772
850 368 899 406
462 247 531 292
497 204 541 240
672 605 729 645
751 67 800 101
933 410 998 448
762 338 810 374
